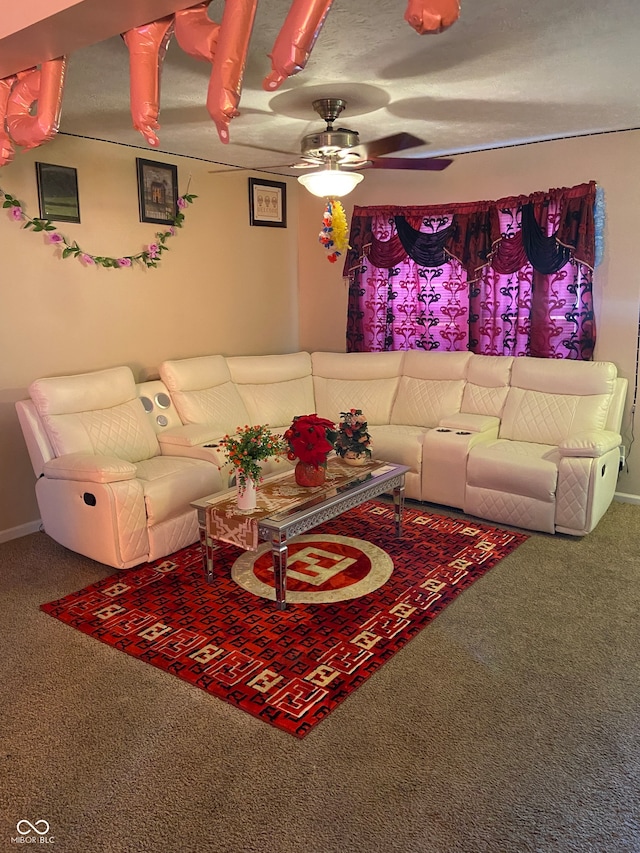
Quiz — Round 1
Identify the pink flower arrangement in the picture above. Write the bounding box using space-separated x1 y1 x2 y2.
0 186 196 270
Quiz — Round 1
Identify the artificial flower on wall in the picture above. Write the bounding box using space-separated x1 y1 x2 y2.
0 187 196 269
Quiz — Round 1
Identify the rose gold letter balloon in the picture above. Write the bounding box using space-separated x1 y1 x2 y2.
404 0 460 34
5 58 67 151
122 16 174 148
206 0 258 143
263 0 335 92
174 1 220 62
0 76 17 165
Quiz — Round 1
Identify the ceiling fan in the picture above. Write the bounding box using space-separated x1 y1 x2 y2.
293 97 453 196
210 98 454 196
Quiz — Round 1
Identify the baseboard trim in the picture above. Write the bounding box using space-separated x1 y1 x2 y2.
614 491 640 506
0 519 42 544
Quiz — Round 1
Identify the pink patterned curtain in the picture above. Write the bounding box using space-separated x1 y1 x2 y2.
344 182 597 359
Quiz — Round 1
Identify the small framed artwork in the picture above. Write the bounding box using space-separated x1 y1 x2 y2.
248 178 287 228
35 162 80 223
136 158 178 224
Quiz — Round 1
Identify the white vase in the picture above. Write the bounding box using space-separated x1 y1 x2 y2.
343 451 368 466
237 476 257 511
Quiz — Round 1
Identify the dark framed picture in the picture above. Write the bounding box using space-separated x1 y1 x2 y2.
248 178 287 228
35 162 80 223
136 158 178 224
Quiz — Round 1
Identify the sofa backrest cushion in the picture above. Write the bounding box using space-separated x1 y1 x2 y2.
159 355 250 432
311 352 403 425
29 366 160 462
461 355 514 418
226 352 315 428
390 350 470 427
500 357 618 445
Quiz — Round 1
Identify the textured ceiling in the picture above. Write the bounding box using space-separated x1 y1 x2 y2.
8 0 640 176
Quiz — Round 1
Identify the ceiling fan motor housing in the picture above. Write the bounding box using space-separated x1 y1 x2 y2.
301 128 360 157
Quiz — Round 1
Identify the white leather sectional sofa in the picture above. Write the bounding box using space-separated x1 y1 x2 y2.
16 350 627 569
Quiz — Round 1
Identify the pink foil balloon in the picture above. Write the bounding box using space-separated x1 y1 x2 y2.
174 2 220 62
263 0 334 92
5 58 67 151
122 17 174 148
404 0 460 33
0 76 17 165
206 0 258 144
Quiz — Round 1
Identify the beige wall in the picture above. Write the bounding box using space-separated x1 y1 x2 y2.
297 130 640 500
0 136 298 537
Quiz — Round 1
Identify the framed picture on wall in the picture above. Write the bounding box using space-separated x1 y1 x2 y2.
248 178 287 228
136 158 178 224
35 162 81 223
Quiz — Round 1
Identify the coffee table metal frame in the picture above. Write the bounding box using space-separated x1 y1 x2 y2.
191 461 409 610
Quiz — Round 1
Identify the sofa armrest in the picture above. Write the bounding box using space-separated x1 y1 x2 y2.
558 430 621 458
43 453 137 483
157 423 223 450
439 412 500 434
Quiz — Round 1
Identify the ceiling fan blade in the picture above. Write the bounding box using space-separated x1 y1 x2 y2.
355 132 427 160
365 156 454 171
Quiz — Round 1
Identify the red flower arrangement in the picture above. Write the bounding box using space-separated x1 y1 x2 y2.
283 414 338 468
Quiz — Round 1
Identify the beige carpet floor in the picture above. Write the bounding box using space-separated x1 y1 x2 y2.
1 500 639 853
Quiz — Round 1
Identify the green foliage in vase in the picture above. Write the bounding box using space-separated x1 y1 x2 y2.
219 424 285 488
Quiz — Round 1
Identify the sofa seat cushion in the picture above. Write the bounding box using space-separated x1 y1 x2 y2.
467 439 559 502
369 424 427 472
135 456 220 525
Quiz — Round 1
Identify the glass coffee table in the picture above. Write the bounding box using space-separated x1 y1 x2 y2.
191 458 409 610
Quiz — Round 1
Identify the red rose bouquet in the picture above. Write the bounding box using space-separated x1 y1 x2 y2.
283 414 338 469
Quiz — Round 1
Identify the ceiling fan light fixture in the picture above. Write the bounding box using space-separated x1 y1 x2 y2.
298 166 364 198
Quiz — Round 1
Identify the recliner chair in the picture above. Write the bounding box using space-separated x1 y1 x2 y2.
16 366 222 569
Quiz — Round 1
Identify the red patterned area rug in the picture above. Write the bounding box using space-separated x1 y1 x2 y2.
41 503 527 738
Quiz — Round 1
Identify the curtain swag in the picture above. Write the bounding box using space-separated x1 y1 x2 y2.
343 182 598 281
344 182 600 360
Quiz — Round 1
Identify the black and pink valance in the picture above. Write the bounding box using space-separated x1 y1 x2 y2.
343 182 601 359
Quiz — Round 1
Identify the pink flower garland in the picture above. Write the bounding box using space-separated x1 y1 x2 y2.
0 187 196 270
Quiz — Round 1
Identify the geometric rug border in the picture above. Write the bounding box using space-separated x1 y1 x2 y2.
40 502 528 739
